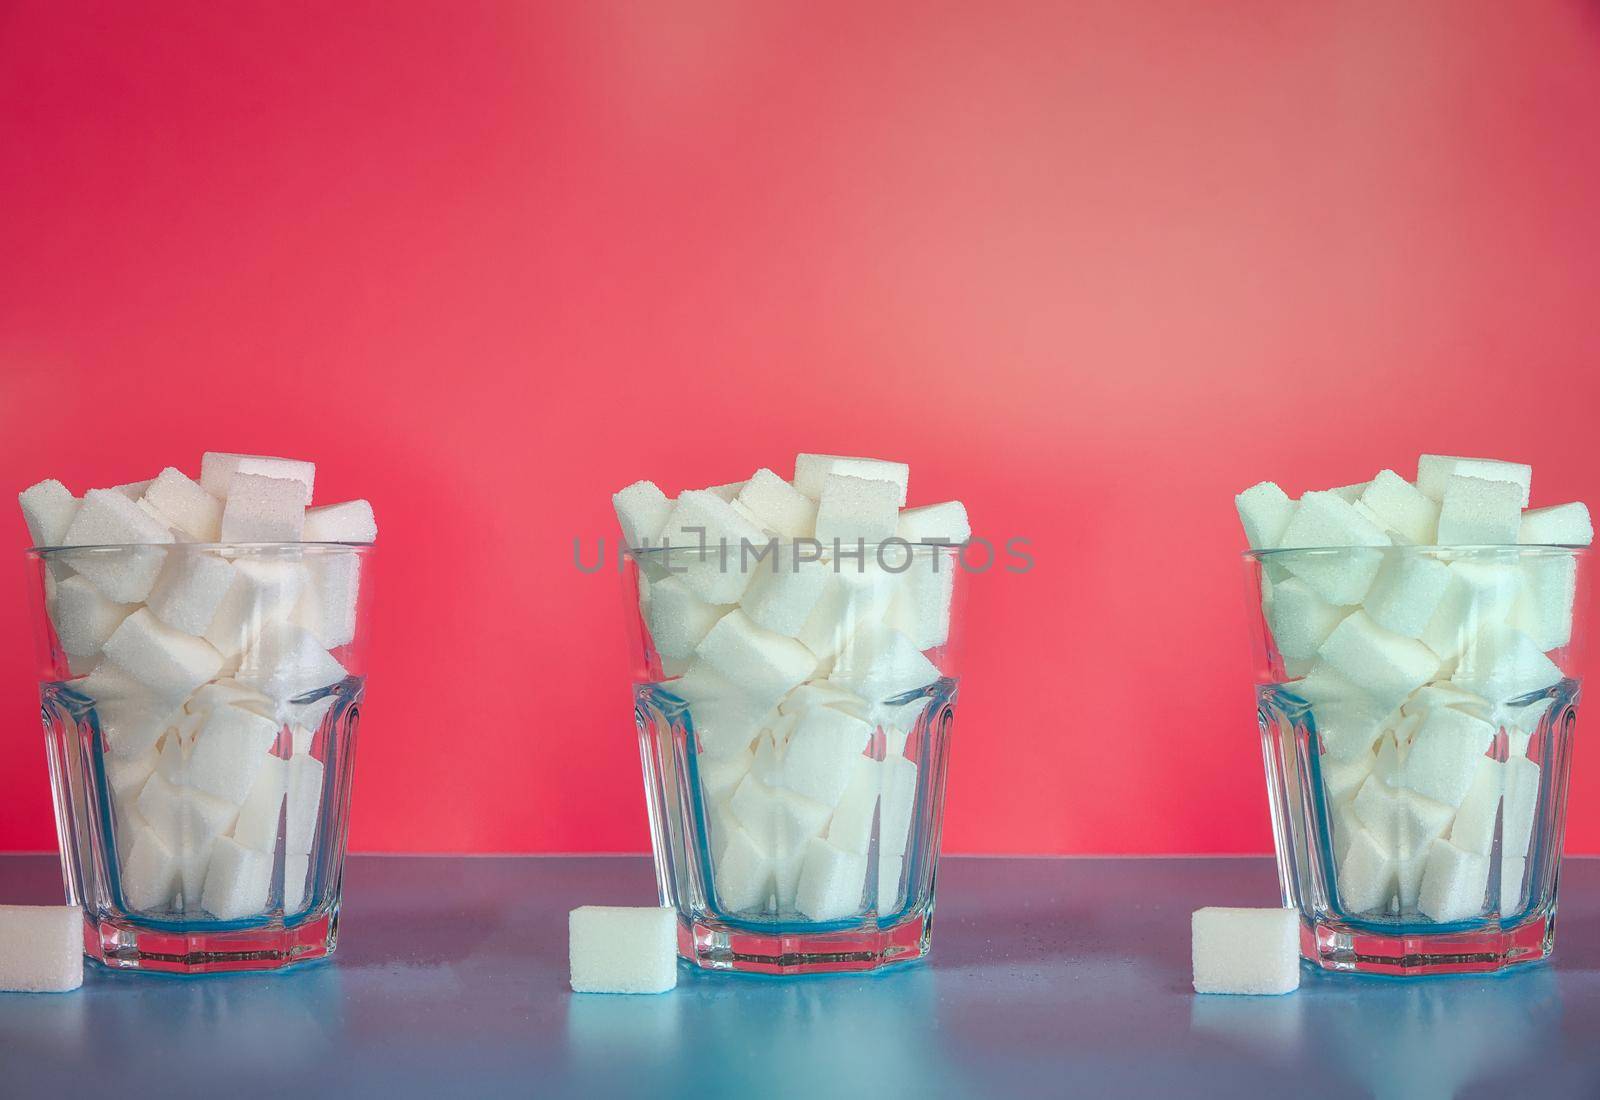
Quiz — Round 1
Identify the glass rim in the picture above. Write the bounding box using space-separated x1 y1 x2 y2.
27 541 375 556
1243 543 1589 559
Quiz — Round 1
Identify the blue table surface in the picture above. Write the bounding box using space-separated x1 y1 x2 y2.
2 853 1598 1098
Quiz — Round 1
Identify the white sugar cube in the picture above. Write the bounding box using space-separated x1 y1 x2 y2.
106 747 158 804
201 836 273 920
141 468 222 542
186 705 281 804
698 749 753 805
1362 555 1450 639
794 837 867 921
739 554 831 637
112 479 155 499
878 855 904 912
1420 561 1522 661
1510 553 1577 651
79 664 181 759
1502 756 1541 858
704 481 746 502
302 499 377 542
780 680 871 719
1291 667 1388 761
1357 471 1440 545
814 474 900 546
102 608 224 704
1452 625 1562 704
1416 455 1530 508
200 452 316 504
1321 751 1374 805
204 559 307 658
1234 481 1296 550
1520 503 1592 546
291 553 361 649
1448 760 1504 856
728 775 830 858
0 905 83 993
878 755 919 857
898 501 971 545
645 576 730 659
1277 492 1390 604
122 823 180 911
1400 707 1495 807
1190 907 1299 996
61 489 174 603
736 469 817 538
825 757 883 855
49 573 134 657
1317 612 1439 711
657 490 768 604
713 824 772 911
19 479 80 547
1338 825 1397 913
1265 576 1347 661
236 621 347 705
668 665 772 759
793 454 909 506
1397 851 1427 910
886 556 956 651
568 906 678 994
830 624 941 703
1417 839 1489 923
612 481 672 549
1436 475 1522 545
219 473 306 542
1329 482 1369 502
1501 857 1527 913
285 853 311 912
233 755 287 851
796 564 896 661
146 552 236 636
694 611 817 707
1404 681 1492 719
285 754 325 854
779 707 873 807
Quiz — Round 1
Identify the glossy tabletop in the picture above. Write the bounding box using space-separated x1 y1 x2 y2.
2 854 1598 1098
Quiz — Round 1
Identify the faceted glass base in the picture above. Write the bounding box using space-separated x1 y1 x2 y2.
86 910 340 974
681 912 931 975
1303 913 1553 976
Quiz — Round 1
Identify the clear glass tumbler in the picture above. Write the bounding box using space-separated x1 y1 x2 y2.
1245 545 1587 975
626 541 964 974
24 541 373 973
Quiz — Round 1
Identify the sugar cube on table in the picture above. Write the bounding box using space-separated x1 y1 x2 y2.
1190 907 1300 995
793 454 910 506
1277 492 1390 605
145 552 236 636
1316 611 1439 711
1437 475 1522 545
1417 839 1490 923
794 837 868 921
200 453 316 505
102 608 224 705
1519 503 1593 546
19 479 80 547
49 574 134 657
141 468 223 541
0 905 83 993
302 499 377 542
1234 481 1296 550
897 501 971 545
736 469 817 538
814 474 900 546
569 906 678 994
612 481 673 549
1357 471 1440 545
1416 455 1531 508
201 836 273 920
61 489 174 603
220 473 307 542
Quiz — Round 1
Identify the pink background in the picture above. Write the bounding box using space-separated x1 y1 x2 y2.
3 1 1599 855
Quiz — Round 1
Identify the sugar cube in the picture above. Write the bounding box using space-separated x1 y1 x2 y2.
302 499 377 542
1417 455 1531 508
204 558 307 658
1448 760 1503 856
878 755 919 857
794 454 910 506
61 489 174 603
285 853 311 912
122 823 180 911
1321 751 1374 805
694 611 817 707
886 556 956 651
1520 503 1592 546
796 564 896 661
235 621 347 705
1338 825 1396 913
79 664 181 759
1501 856 1527 914
779 707 873 807
1190 907 1299 995
291 553 361 649
233 756 287 851
200 452 316 504
186 705 281 804
219 473 307 542
739 554 831 637
1358 471 1439 545
645 576 731 659
1420 560 1522 661
794 837 867 921
1362 555 1450 639
1277 492 1390 604
102 608 224 704
141 468 222 542
1509 553 1577 652
736 469 817 538
146 552 236 636
668 665 772 758
1265 576 1347 661
1417 839 1489 923
49 573 134 657
0 905 83 993
201 836 273 920
1400 707 1495 807
704 481 747 502
831 624 941 704
713 825 772 911
825 757 883 855
898 501 971 545
19 479 80 547
1502 756 1541 857
1436 475 1522 545
878 855 904 912
568 906 678 994
657 490 768 604
814 474 900 546
612 481 672 549
1317 612 1439 711
1235 482 1296 550
1452 625 1562 704
285 753 325 854
1288 666 1388 760
729 775 830 858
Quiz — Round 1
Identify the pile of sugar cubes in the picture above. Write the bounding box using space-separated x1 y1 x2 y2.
614 454 968 923
18 453 377 920
1236 455 1591 922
